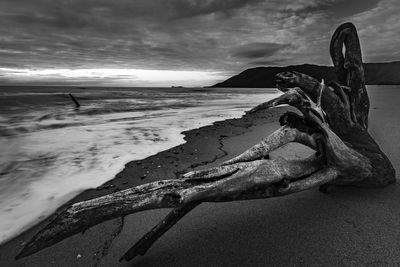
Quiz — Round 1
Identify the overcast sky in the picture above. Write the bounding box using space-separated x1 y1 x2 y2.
0 0 399 86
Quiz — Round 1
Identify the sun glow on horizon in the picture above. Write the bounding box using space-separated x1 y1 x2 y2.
0 67 229 87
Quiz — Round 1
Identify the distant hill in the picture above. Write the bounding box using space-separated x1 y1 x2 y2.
212 61 400 87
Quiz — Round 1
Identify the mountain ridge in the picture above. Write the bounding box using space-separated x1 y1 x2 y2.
212 61 400 87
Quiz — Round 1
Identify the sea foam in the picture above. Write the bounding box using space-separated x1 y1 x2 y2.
0 87 280 244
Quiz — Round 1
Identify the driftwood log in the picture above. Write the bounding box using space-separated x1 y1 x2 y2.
68 93 80 108
16 22 395 262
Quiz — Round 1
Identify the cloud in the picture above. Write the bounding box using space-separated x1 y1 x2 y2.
0 0 397 86
232 42 291 59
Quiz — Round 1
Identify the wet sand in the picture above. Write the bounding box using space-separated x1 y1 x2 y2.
1 89 399 266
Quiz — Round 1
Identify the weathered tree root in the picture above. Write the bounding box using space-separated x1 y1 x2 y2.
119 201 200 261
16 22 395 262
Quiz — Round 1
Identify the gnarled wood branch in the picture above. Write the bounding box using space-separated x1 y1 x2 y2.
16 22 395 262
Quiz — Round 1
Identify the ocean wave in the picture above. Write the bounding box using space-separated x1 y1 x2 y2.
0 86 280 244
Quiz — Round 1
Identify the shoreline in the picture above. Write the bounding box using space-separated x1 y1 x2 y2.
0 105 287 266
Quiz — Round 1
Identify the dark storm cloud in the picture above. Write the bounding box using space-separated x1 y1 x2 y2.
304 0 381 18
106 0 263 20
11 11 94 29
0 0 261 30
0 0 398 86
232 42 291 59
1 0 261 71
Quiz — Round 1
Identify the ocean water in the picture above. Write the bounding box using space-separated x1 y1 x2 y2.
0 86 281 244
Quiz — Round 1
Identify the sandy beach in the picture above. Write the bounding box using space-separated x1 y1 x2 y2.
1 86 399 266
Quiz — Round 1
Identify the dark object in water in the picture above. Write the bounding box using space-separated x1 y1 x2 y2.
68 93 80 108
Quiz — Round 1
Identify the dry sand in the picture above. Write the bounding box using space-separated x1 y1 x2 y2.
1 88 399 266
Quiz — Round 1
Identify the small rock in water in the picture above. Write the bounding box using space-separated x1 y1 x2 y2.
157 165 161 168
77 254 82 259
